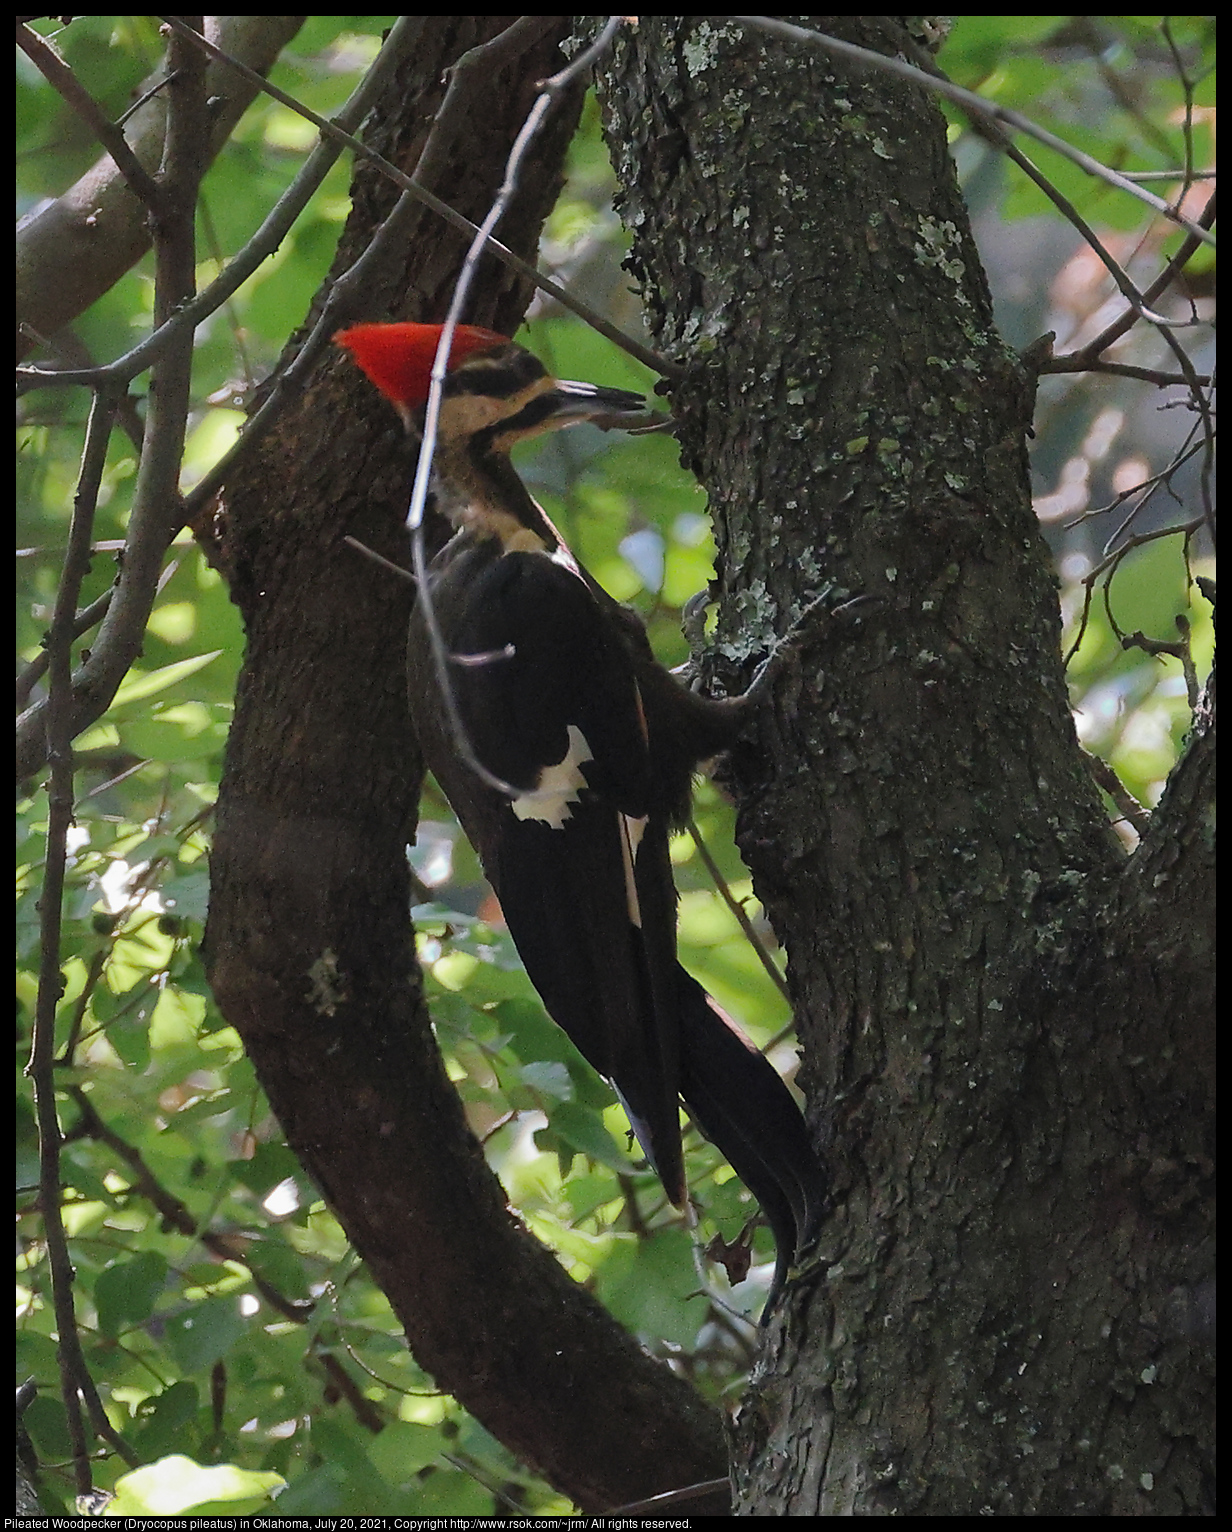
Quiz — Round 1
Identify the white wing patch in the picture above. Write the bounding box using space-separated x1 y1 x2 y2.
618 812 648 927
511 724 594 829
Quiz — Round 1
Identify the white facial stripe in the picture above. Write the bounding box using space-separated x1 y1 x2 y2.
618 813 649 928
511 725 594 829
444 374 554 443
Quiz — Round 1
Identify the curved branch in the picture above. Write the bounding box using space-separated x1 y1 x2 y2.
16 16 305 362
65 1087 384 1434
16 25 213 784
28 388 121 1497
16 23 164 211
18 17 424 397
1047 192 1217 371
204 17 729 1510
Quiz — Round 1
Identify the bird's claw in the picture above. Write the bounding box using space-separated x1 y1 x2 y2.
742 587 880 706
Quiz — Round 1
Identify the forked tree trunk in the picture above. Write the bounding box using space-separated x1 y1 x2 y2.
205 18 729 1513
594 15 1214 1516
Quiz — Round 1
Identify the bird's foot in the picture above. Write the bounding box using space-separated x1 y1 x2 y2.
741 586 880 709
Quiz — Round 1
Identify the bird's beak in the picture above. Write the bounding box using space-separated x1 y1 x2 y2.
545 380 672 434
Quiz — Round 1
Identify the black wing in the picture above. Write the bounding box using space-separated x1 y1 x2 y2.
409 536 828 1302
415 541 687 1202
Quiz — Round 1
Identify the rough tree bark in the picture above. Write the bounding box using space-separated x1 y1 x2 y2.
594 15 1214 1517
204 18 727 1514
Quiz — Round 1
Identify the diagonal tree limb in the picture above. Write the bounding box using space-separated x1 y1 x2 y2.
203 17 730 1511
17 16 306 363
16 23 209 783
17 16 425 398
17 22 165 212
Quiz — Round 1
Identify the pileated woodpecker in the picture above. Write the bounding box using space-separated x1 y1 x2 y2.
336 321 825 1307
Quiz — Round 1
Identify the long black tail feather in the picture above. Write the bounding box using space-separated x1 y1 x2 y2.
674 968 826 1316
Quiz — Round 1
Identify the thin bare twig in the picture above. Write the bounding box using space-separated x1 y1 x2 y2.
732 16 1216 249
17 19 308 365
1120 170 1216 183
686 818 791 1004
326 20 563 328
736 15 1218 541
18 16 425 398
607 1478 732 1515
17 23 164 210
1065 438 1206 537
754 19 1220 573
342 536 417 584
114 67 180 128
411 17 560 193
1052 360 1210 388
1049 192 1217 371
1100 424 1208 556
16 27 209 784
227 26 565 488
65 1088 386 1434
1160 18 1208 195
1122 614 1202 712
27 389 125 1496
16 19 673 763
20 31 212 1477
171 21 672 533
1002 139 1188 330
1063 520 1206 668
406 17 631 804
1084 752 1150 837
17 561 179 715
154 15 675 379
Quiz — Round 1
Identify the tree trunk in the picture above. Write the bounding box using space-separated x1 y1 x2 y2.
594 16 1214 1516
204 18 727 1513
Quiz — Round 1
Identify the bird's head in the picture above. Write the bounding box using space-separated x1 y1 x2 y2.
335 322 661 448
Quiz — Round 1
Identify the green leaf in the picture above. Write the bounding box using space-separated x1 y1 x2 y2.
264 1462 347 1516
541 1099 636 1176
94 1251 168 1337
227 1141 305 1194
245 1233 312 1301
105 1455 284 1516
122 702 230 763
518 1059 573 1100
92 980 159 1071
595 1227 705 1346
131 1381 200 1461
493 995 577 1066
164 1294 250 1373
310 1416 383 1488
22 1392 73 1462
110 651 223 709
367 1420 446 1485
